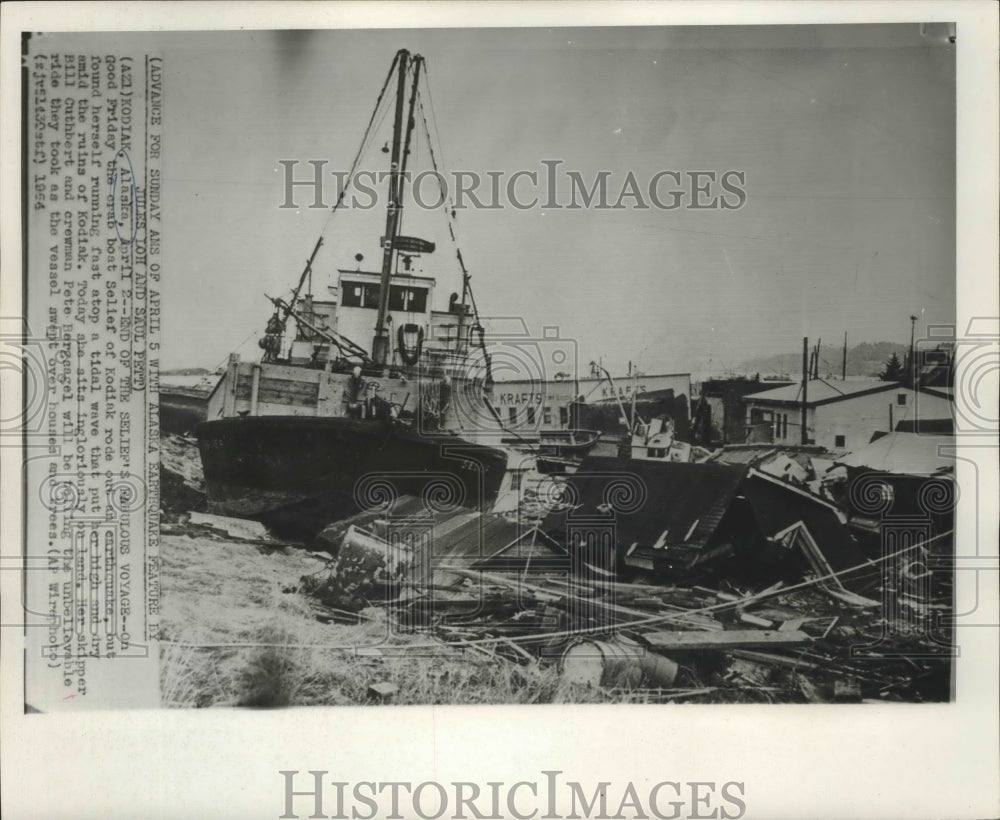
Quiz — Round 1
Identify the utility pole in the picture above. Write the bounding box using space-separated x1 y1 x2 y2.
909 314 918 388
842 331 848 380
801 336 809 445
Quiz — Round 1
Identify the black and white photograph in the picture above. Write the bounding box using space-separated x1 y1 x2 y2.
2 3 998 819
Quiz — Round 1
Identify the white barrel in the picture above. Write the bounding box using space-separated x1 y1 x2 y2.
562 639 678 689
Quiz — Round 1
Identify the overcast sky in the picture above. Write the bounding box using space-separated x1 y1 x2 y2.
45 25 955 377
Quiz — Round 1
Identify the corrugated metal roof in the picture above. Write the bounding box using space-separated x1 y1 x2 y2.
542 458 868 579
745 379 894 406
542 457 749 551
836 432 953 475
713 447 778 465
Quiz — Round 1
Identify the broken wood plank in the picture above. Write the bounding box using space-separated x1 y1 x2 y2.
821 585 880 608
368 682 399 699
640 629 810 651
730 649 891 684
188 511 271 541
437 566 563 603
714 591 743 603
738 612 774 628
630 596 668 609
730 649 826 672
440 566 724 631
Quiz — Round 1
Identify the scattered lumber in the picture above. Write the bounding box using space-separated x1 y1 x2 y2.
639 629 810 651
738 612 774 628
188 511 271 541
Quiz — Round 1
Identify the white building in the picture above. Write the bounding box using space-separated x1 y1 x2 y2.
489 372 691 433
743 379 953 453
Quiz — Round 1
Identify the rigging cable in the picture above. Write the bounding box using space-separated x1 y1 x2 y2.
284 52 403 315
415 70 543 448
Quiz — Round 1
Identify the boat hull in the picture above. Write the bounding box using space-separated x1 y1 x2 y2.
196 416 509 539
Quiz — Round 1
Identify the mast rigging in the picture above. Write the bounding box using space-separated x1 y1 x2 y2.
371 49 412 366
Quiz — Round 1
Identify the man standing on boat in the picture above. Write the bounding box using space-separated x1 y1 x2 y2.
346 365 365 418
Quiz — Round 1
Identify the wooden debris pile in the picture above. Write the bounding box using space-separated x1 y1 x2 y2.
298 515 953 703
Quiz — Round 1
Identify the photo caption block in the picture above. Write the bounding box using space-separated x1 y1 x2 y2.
23 36 162 710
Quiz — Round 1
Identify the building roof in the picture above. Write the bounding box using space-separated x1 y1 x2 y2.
836 432 954 475
709 444 827 466
337 269 436 285
918 385 954 401
541 457 866 579
741 471 867 574
894 418 953 434
541 456 750 551
699 378 794 398
744 378 900 407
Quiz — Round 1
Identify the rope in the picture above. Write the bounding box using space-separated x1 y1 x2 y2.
280 52 403 312
416 85 466 274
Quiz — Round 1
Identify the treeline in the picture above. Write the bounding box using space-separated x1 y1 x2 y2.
737 341 908 379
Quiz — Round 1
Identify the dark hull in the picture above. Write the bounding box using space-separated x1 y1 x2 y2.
196 416 508 540
160 388 209 435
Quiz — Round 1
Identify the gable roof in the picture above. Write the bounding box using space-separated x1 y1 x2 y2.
917 385 954 401
744 378 901 407
741 470 867 573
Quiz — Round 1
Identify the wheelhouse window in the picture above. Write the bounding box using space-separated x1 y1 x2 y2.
388 285 428 313
340 282 381 309
341 283 364 307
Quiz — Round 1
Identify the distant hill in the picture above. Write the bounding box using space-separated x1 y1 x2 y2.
737 341 908 380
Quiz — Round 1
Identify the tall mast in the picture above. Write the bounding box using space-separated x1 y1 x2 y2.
398 55 423 221
456 272 469 354
800 336 809 445
372 49 410 366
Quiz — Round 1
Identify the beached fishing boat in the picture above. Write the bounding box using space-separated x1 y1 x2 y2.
196 49 510 538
